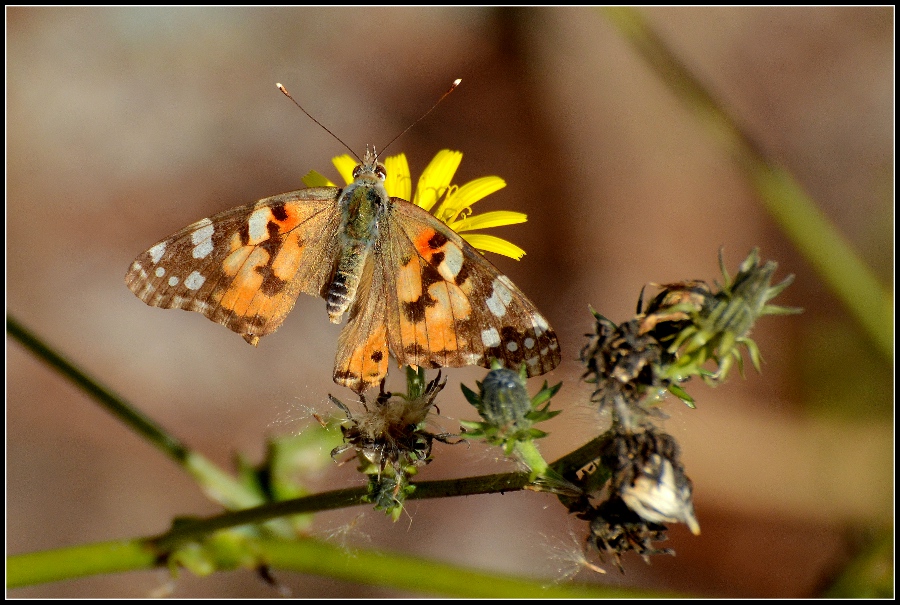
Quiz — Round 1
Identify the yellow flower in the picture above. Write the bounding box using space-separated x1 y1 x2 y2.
303 150 527 260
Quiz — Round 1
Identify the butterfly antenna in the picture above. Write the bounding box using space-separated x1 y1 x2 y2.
379 78 461 156
277 83 360 162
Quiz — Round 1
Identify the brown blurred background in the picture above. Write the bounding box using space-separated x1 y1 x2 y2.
7 7 893 597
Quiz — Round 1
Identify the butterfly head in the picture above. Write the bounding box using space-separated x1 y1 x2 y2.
353 146 387 183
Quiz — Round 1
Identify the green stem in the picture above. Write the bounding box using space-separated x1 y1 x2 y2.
8 536 649 597
260 538 643 598
7 539 157 588
600 7 893 360
6 316 256 510
514 440 550 476
158 472 531 549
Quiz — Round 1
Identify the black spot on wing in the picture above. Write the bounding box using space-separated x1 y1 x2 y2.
270 202 288 221
257 265 287 297
401 262 443 322
334 369 359 383
402 290 435 322
253 222 288 296
427 231 448 250
421 262 443 289
454 259 471 287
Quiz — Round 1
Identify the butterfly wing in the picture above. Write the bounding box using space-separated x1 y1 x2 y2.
125 187 343 345
376 197 561 377
332 253 391 393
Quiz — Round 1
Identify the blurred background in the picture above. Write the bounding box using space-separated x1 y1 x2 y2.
7 7 893 597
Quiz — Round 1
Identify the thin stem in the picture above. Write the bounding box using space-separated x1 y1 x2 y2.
156 472 531 549
6 316 258 510
7 315 189 463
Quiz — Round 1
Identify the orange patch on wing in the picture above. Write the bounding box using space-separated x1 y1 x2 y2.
413 228 439 262
346 324 389 382
422 281 469 353
229 232 243 253
270 204 305 234
396 255 423 303
222 246 254 277
218 247 269 315
398 312 430 360
270 230 305 281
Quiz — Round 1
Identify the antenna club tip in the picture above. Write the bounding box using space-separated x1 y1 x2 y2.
452 78 462 87
276 82 283 89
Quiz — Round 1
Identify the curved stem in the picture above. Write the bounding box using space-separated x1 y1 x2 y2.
6 316 259 510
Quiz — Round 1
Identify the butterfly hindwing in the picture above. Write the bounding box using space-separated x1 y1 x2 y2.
332 253 391 392
125 188 343 344
372 197 560 377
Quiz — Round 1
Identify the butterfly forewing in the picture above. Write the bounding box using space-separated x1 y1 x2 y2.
125 188 343 344
378 198 561 377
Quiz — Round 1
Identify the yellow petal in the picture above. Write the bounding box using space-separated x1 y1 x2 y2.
302 170 336 188
413 150 462 211
437 176 506 223
383 153 411 200
332 154 358 186
461 234 526 260
450 210 527 233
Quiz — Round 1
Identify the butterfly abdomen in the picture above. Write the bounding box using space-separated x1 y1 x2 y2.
326 243 370 323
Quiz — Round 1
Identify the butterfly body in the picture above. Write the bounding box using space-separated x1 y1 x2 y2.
326 161 388 323
126 150 560 393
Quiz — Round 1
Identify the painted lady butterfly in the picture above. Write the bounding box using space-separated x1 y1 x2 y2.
125 149 561 393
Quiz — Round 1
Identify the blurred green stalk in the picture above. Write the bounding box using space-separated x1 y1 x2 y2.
601 7 893 360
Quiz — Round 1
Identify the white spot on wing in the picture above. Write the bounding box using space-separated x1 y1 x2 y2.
507 341 518 352
533 314 549 336
191 218 215 259
148 242 166 264
486 278 513 318
155 266 165 277
130 262 149 281
437 244 464 281
481 327 501 348
184 271 206 290
168 276 179 287
524 337 535 349
248 207 270 244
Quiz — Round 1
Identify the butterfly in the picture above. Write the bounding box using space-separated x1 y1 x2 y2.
125 148 561 393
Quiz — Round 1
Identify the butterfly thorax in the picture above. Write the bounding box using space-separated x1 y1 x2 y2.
326 161 390 324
